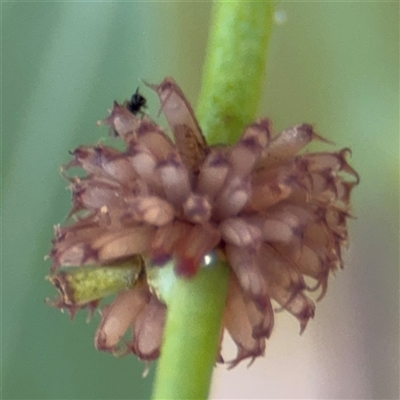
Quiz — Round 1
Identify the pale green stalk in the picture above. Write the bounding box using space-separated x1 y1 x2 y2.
198 1 275 144
152 2 275 399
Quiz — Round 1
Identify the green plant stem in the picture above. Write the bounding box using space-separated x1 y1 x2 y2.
197 1 275 145
152 2 275 400
152 262 230 400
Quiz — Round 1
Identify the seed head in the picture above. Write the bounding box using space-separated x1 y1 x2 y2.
47 77 359 366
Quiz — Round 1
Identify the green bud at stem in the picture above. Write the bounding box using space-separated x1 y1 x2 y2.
49 257 143 306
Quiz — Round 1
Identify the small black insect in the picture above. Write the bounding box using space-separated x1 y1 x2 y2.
126 87 147 116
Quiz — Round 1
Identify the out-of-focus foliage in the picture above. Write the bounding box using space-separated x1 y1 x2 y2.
2 2 398 400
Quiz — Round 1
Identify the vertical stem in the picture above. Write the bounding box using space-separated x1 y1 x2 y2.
152 262 230 400
152 2 275 399
197 1 275 144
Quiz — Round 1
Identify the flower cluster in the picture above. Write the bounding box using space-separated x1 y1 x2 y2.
48 77 358 366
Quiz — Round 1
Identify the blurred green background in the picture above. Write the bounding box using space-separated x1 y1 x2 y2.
2 2 398 399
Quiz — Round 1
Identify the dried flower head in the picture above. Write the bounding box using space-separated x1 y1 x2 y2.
47 77 359 366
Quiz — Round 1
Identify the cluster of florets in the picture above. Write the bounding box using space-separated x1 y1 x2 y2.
48 77 358 366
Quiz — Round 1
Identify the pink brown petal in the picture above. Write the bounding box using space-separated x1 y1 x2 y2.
293 244 331 299
300 148 360 183
282 292 316 334
259 208 308 250
213 177 250 220
241 118 271 149
95 285 151 353
196 150 230 198
71 178 126 212
46 296 99 321
148 77 207 172
131 296 167 361
51 241 91 269
243 294 274 340
248 163 300 211
96 148 139 185
183 193 212 223
129 196 175 227
134 119 175 162
158 152 191 207
100 101 140 138
92 226 154 263
258 245 314 332
225 245 268 311
50 218 105 268
150 222 191 265
224 277 266 367
261 123 332 166
66 145 139 187
220 218 262 248
127 142 163 194
228 120 271 177
258 244 306 296
336 180 357 205
175 224 220 277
